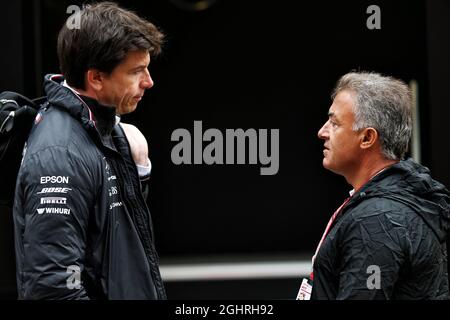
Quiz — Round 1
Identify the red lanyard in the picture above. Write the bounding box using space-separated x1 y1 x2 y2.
309 164 396 281
310 196 352 281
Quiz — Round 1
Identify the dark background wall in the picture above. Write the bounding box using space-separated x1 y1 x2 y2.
1 0 449 299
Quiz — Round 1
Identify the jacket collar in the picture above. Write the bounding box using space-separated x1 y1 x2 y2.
79 94 116 137
44 74 120 138
44 74 95 130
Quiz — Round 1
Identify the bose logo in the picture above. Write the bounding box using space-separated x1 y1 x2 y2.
40 176 69 184
37 187 72 194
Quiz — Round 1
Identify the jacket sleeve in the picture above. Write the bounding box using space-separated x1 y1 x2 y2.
14 146 97 299
335 209 407 300
139 172 150 201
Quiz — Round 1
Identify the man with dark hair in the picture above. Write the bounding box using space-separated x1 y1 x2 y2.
308 71 449 299
13 2 166 299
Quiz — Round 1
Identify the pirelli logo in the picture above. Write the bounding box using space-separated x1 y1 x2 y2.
40 197 67 205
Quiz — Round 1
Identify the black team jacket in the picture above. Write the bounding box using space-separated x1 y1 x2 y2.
312 159 450 300
13 74 166 300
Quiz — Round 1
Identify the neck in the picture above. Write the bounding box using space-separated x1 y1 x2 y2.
79 94 117 138
74 87 98 102
346 154 398 191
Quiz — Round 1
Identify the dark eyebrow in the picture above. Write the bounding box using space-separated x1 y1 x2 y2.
129 65 147 72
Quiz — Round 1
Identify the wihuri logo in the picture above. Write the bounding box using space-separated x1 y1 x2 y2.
171 121 279 175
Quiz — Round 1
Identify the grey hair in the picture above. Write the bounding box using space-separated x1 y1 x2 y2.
332 71 412 160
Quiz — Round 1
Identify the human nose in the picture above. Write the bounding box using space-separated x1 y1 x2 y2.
141 69 154 89
318 120 329 140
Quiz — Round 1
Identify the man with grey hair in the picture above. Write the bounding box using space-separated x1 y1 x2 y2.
309 71 449 299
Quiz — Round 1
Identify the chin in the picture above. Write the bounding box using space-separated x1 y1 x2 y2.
119 104 137 115
322 157 330 169
322 158 336 172
323 161 343 176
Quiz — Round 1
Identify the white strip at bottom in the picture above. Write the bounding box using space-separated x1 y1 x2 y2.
160 260 311 282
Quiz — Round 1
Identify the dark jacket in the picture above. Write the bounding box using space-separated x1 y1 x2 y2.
312 159 450 300
13 74 166 300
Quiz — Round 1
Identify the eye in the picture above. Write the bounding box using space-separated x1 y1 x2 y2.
131 68 145 75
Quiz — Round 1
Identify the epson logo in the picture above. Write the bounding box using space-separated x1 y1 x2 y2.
40 176 69 184
37 187 72 194
40 197 67 205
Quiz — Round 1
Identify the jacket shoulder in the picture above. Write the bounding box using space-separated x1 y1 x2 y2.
25 105 96 159
338 196 433 248
347 196 411 218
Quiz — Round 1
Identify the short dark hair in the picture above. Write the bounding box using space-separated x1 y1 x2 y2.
57 2 164 89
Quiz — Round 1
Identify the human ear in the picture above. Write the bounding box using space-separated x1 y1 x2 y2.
360 127 378 149
86 69 104 92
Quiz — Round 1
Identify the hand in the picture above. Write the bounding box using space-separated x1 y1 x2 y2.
121 123 149 166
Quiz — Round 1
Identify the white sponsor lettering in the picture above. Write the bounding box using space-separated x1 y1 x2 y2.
36 207 71 215
109 202 123 210
109 186 118 197
37 187 72 194
40 176 70 184
107 175 117 181
40 197 67 205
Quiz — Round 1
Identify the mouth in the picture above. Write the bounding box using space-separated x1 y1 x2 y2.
133 96 143 102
